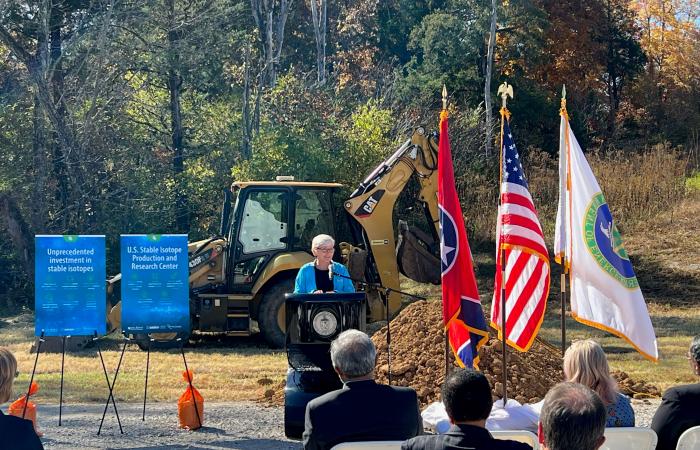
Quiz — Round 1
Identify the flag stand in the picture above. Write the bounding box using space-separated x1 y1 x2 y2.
497 83 513 404
500 247 508 404
560 264 567 356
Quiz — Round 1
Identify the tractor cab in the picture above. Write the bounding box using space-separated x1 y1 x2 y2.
222 179 343 294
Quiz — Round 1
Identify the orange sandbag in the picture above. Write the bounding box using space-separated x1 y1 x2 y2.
8 382 41 435
178 370 204 430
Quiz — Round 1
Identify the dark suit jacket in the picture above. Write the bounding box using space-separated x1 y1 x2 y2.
651 382 700 450
402 424 532 450
303 379 423 450
0 410 44 450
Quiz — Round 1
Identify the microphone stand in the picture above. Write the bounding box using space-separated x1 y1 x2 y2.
331 271 426 385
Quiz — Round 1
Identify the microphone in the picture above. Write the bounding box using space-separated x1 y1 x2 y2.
328 263 333 281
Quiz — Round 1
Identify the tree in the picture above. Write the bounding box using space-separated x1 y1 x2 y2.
309 0 327 84
250 0 293 87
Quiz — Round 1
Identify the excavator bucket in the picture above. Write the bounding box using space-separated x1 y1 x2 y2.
396 220 441 285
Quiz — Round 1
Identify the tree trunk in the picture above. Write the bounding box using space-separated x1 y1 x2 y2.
250 0 292 87
484 0 497 157
0 194 34 291
242 43 253 160
167 0 189 232
310 0 327 84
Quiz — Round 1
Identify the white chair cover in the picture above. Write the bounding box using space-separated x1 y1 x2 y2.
491 429 539 449
676 425 700 450
601 427 658 450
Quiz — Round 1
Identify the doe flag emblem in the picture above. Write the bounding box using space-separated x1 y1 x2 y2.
583 192 639 289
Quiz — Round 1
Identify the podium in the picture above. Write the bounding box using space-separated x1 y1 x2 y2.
283 292 366 439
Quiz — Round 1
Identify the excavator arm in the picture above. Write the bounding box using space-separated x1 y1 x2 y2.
342 127 441 322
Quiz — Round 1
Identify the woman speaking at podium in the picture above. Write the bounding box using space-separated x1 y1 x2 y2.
294 234 355 294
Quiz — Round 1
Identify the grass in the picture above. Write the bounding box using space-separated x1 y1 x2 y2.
1 317 287 404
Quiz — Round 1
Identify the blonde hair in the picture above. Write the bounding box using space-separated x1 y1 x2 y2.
0 347 17 403
563 339 618 404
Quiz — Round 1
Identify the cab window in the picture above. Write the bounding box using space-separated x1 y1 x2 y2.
294 189 334 251
239 191 288 254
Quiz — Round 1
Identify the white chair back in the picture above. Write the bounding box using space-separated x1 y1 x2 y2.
601 427 657 450
330 441 404 450
676 425 700 450
491 430 539 449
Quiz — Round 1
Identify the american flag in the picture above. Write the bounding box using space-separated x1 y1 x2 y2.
490 117 550 352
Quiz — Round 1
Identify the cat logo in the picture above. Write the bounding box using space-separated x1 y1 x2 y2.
354 190 385 218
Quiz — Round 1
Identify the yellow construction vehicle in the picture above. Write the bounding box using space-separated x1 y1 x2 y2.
107 126 441 348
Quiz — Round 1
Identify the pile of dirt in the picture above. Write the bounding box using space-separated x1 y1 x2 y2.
372 300 660 407
258 299 661 407
372 300 563 406
613 370 662 399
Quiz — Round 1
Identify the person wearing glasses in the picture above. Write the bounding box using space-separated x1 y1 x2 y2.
651 336 700 450
0 347 44 449
294 234 355 294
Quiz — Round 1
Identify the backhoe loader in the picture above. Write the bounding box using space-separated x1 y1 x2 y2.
106 126 442 348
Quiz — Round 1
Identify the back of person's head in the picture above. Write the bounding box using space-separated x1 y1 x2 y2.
442 368 493 423
540 382 607 450
0 347 17 403
563 339 617 404
330 329 375 379
690 336 700 374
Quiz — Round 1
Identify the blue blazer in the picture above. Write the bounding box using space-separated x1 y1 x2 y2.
294 261 355 294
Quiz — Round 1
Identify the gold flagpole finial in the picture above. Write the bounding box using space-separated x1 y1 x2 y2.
497 82 513 109
442 84 448 111
560 84 568 118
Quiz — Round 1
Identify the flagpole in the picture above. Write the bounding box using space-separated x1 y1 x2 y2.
560 86 568 357
442 84 451 380
497 82 513 404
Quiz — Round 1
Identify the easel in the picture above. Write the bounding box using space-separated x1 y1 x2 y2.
23 331 113 429
97 333 201 433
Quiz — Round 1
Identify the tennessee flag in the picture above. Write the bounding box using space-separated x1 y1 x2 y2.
438 109 489 369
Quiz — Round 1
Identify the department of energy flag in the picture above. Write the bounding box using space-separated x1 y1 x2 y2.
555 103 658 361
438 110 489 369
491 117 550 352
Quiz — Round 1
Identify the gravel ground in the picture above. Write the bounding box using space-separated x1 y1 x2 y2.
34 402 301 450
29 398 663 449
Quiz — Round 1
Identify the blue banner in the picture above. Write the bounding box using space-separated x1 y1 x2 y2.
120 234 190 333
35 235 106 337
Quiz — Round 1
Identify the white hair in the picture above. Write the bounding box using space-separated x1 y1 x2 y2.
311 234 335 250
330 329 376 378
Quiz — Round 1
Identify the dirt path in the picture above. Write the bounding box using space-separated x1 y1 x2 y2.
33 402 300 449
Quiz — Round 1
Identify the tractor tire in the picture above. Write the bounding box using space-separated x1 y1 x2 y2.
258 277 295 349
133 332 190 351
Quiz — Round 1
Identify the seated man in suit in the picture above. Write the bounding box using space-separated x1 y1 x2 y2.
402 368 532 450
538 382 607 450
651 335 700 450
303 329 422 450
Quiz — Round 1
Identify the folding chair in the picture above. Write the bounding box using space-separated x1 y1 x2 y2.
601 427 657 450
676 425 700 450
491 430 539 449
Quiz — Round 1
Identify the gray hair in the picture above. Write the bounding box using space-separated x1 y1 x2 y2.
311 234 335 250
690 336 700 364
330 329 376 378
540 382 606 450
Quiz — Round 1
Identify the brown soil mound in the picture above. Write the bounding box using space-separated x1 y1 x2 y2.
257 299 660 407
372 300 660 407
